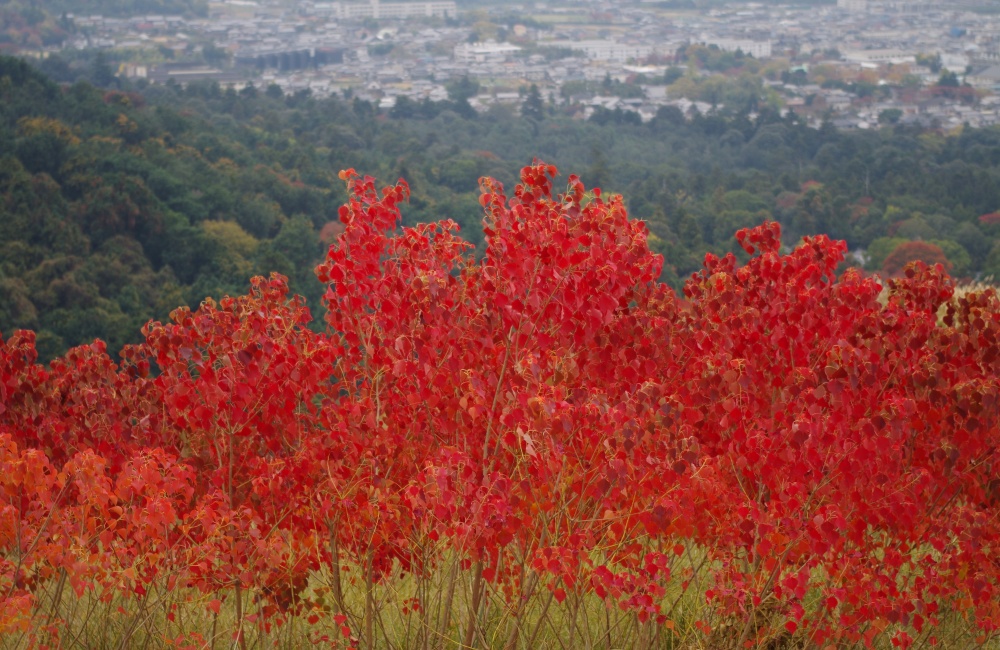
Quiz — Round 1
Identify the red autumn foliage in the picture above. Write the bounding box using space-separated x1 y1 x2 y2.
2 163 1000 649
850 196 874 222
775 191 799 210
979 211 1000 226
318 219 345 244
882 240 952 277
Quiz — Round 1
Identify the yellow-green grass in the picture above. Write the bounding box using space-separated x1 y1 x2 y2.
5 544 998 650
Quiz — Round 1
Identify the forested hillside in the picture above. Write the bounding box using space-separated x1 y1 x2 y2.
4 53 1000 359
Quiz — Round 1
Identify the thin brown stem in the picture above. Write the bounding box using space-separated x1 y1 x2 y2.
462 562 484 649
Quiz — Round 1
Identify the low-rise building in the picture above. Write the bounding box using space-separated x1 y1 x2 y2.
966 64 1000 89
453 42 521 64
838 0 868 10
315 1 456 20
702 38 773 59
842 48 916 64
570 40 653 63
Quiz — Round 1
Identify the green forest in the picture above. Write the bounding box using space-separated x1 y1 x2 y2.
3 53 1000 360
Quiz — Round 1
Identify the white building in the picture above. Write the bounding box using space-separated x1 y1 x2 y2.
966 65 1000 89
941 52 971 72
570 40 653 63
702 38 772 59
316 1 456 20
842 48 916 65
453 41 522 63
377 1 456 19
837 0 868 10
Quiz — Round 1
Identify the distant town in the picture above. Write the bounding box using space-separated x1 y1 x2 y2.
17 0 1000 130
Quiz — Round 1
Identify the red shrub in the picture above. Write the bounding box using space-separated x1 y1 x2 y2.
3 164 1000 649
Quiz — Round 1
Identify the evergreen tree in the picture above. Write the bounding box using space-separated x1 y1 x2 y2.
521 84 544 121
91 51 116 88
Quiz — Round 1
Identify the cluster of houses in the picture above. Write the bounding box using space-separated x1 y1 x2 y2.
38 0 1000 129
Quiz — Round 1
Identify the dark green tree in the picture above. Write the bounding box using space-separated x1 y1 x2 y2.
878 108 903 125
521 84 544 121
91 51 116 88
937 71 960 87
265 83 284 100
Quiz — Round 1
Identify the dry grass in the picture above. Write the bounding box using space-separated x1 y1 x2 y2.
4 545 999 650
